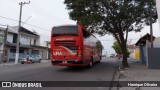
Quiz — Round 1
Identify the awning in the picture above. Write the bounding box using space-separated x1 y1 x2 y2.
5 41 32 49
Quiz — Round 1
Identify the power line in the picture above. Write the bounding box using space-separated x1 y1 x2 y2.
30 3 52 16
0 16 51 38
0 16 18 22
9 0 19 3
0 16 140 42
39 34 50 38
30 1 68 23
25 5 64 23
0 24 7 26
9 0 59 26
23 22 49 31
26 6 53 21
0 15 50 32
17 1 68 24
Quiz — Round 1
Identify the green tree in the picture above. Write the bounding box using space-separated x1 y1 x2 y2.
64 0 157 67
112 41 130 57
112 41 122 55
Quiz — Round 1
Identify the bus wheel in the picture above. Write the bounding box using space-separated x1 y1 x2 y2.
97 56 101 63
100 56 102 60
97 60 101 63
88 58 93 67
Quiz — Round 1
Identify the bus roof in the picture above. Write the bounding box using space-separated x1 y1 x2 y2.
53 24 77 28
52 24 98 39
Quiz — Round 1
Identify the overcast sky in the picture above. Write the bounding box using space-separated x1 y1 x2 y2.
0 0 160 55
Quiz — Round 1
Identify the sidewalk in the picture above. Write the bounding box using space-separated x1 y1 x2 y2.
0 62 18 66
0 60 50 66
112 59 160 90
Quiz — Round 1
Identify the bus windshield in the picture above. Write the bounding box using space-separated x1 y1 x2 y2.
52 26 78 37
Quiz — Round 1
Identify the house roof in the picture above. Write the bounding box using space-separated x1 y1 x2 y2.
19 27 39 36
135 33 155 46
8 26 18 34
0 27 5 31
8 26 39 36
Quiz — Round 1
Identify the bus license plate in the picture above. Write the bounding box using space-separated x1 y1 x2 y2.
62 61 67 64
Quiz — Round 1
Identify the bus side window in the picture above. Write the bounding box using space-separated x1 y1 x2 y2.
83 29 90 38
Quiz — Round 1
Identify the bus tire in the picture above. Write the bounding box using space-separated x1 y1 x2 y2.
97 56 101 63
88 58 93 68
97 60 101 63
100 56 102 60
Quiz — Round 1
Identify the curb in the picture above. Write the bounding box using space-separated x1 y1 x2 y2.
109 65 120 90
0 63 19 66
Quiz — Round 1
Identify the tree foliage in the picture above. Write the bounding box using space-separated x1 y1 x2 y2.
64 0 157 67
112 41 130 57
112 41 122 54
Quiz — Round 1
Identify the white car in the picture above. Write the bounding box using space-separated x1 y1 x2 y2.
20 55 42 64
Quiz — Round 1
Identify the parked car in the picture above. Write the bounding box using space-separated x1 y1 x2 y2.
102 55 106 57
32 55 42 63
110 54 115 58
20 55 42 64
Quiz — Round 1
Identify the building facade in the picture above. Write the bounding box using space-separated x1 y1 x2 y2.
0 27 5 63
128 45 140 59
1 26 48 62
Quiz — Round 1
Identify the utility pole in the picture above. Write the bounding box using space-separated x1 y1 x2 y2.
15 1 30 64
4 25 8 44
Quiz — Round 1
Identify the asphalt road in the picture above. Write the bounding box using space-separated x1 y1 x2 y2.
0 57 120 90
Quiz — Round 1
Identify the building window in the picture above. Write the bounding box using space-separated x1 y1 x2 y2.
0 31 4 39
31 50 39 54
13 34 17 43
34 39 36 45
0 31 4 44
20 35 29 45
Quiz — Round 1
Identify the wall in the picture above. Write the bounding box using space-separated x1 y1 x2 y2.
0 44 4 63
134 48 140 59
0 30 4 44
30 37 40 46
19 33 40 46
38 48 48 60
30 47 48 60
7 33 13 43
20 35 30 45
140 46 146 64
128 48 134 58
128 47 140 59
8 48 26 61
153 37 160 48
148 48 160 69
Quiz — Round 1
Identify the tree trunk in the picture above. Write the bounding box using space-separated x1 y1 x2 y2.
121 43 129 68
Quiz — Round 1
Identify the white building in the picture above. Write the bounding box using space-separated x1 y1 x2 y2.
153 37 160 48
2 26 48 62
0 27 5 63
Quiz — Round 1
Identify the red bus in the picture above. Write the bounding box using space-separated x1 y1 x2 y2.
50 24 103 67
